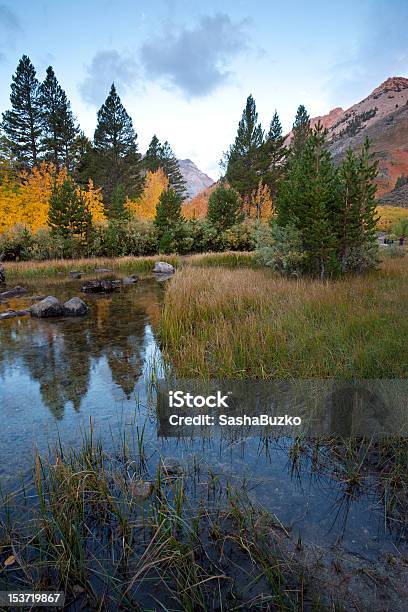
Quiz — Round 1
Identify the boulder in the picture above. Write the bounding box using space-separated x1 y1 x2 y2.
0 309 30 321
81 279 118 293
0 286 27 299
69 271 83 279
30 296 64 318
94 267 113 274
122 274 139 285
153 261 175 275
63 297 89 317
0 264 5 285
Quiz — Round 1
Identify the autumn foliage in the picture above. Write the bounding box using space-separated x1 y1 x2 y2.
126 168 169 220
0 162 105 234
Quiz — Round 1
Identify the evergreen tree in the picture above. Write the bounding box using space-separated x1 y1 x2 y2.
336 139 378 272
154 187 184 252
48 177 92 239
91 83 143 205
290 104 310 158
143 135 187 198
263 110 287 199
109 183 130 220
1 55 42 167
39 66 79 170
225 94 264 199
143 134 162 172
277 123 338 278
207 184 241 230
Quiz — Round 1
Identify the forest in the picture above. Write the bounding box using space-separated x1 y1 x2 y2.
0 55 380 278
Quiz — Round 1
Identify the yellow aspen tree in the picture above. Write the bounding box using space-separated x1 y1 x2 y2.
127 168 168 220
78 179 106 223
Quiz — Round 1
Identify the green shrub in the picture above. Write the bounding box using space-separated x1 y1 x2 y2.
255 221 305 276
0 224 33 260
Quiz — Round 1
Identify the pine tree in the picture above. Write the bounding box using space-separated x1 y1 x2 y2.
143 135 162 172
161 141 186 198
154 187 184 252
143 135 186 198
92 83 143 205
290 105 310 158
336 139 378 272
39 66 79 170
207 184 241 230
225 94 264 199
263 110 287 199
277 123 338 278
48 177 92 239
1 55 42 167
109 183 129 220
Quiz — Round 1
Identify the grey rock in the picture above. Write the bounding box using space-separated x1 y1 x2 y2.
0 286 27 299
63 297 89 317
30 296 64 318
81 279 118 293
70 271 83 279
122 274 139 285
160 457 182 476
0 264 5 285
0 309 30 320
129 480 154 499
153 261 175 275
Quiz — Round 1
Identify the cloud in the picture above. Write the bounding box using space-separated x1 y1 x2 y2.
0 4 22 32
140 13 249 97
79 50 138 106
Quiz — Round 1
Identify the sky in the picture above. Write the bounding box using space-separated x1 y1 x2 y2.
0 0 407 179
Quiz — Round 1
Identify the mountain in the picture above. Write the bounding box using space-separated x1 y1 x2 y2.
178 159 214 199
288 77 408 201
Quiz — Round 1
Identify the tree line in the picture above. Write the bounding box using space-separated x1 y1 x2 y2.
0 55 187 209
0 56 379 277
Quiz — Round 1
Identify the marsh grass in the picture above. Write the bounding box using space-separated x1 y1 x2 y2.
160 257 408 378
4 251 257 283
0 429 310 611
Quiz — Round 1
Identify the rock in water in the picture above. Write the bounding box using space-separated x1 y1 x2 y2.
153 262 175 274
63 297 89 317
160 457 182 476
81 280 118 293
30 296 64 318
129 480 154 500
0 286 27 299
0 309 30 321
94 267 113 274
122 274 139 285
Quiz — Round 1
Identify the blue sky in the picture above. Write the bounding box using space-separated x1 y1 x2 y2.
0 0 407 178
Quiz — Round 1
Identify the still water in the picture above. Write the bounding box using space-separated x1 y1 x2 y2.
0 277 406 561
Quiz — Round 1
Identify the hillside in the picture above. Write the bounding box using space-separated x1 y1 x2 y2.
178 159 214 199
289 77 408 201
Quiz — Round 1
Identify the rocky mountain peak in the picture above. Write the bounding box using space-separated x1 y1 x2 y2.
372 76 408 96
178 158 214 199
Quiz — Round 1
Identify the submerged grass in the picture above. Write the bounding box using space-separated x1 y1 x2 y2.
160 256 408 379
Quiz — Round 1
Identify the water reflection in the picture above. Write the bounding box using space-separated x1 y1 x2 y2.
0 280 161 417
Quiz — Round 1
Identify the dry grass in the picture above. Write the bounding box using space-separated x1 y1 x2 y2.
161 256 408 378
4 252 256 282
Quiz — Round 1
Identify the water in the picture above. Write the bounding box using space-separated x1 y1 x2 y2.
0 276 405 562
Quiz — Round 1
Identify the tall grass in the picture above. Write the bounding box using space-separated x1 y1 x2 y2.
4 251 256 282
160 257 408 378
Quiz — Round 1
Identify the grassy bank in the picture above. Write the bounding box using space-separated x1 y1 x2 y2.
161 256 408 378
3 251 256 283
